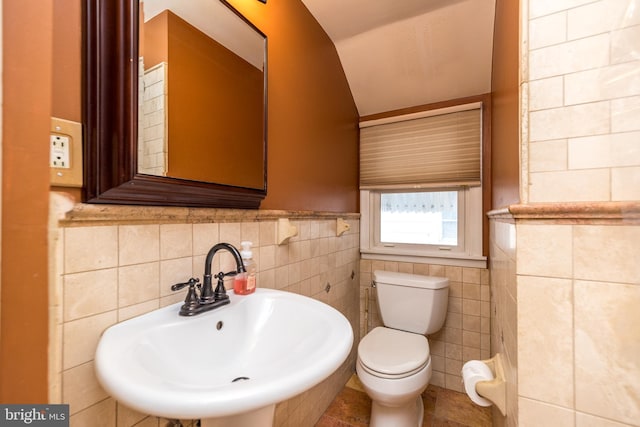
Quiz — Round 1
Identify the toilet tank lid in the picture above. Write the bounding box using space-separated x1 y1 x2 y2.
373 270 449 290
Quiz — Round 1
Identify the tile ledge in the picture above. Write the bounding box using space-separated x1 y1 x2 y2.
60 203 360 226
489 201 640 223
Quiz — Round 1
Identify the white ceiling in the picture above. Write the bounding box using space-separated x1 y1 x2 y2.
301 0 496 116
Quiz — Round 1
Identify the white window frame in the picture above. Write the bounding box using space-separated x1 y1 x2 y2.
361 185 485 268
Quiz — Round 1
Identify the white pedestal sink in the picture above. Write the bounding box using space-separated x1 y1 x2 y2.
95 289 353 426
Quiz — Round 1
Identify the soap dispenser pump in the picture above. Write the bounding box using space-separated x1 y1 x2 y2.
234 241 256 295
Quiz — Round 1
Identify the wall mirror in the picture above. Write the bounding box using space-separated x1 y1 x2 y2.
83 0 267 208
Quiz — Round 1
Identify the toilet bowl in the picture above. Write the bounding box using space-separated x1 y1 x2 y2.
357 271 449 427
356 326 432 426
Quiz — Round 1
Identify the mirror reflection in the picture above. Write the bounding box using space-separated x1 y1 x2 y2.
138 0 266 189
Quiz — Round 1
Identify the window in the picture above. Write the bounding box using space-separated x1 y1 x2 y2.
359 102 486 268
361 187 483 266
379 191 460 247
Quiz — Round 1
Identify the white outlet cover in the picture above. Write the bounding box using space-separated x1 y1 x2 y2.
50 134 71 168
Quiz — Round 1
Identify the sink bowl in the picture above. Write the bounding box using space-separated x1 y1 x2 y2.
95 288 353 425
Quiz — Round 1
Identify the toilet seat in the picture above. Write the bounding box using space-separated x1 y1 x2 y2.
358 327 430 379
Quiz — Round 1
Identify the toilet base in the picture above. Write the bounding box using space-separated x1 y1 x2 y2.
370 395 424 427
356 356 431 427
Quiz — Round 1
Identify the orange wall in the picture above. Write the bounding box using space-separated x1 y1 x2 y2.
1 0 52 402
217 1 360 211
52 0 82 122
50 0 82 200
142 10 169 67
158 11 264 188
490 0 520 209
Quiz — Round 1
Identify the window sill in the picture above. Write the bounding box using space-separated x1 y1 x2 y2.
361 248 487 269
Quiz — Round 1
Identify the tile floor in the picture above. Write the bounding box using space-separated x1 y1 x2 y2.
316 375 492 427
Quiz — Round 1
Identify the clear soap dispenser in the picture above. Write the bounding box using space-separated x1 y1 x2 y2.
234 241 256 295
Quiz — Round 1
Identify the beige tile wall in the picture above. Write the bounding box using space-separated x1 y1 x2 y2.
488 216 517 427
359 259 490 393
516 221 640 427
491 210 640 427
524 0 640 204
514 0 640 426
138 61 168 176
52 210 359 427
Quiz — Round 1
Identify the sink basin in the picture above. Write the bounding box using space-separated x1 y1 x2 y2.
95 288 353 425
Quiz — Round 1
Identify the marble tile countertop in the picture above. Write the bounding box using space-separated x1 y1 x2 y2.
59 202 360 226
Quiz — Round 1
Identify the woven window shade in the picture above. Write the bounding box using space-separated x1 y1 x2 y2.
360 108 481 189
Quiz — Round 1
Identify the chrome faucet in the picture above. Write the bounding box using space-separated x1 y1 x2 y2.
171 242 246 316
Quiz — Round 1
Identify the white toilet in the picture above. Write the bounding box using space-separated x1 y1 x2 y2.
357 270 449 427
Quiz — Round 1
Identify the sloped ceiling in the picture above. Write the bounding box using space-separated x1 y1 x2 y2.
301 0 496 116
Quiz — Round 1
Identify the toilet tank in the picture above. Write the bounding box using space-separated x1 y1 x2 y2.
373 270 449 335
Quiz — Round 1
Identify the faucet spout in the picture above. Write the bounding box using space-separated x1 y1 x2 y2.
201 243 246 303
204 242 246 277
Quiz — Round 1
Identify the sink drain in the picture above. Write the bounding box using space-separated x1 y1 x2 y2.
232 376 250 383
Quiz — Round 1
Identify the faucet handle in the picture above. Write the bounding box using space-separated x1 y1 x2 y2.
214 270 238 279
212 271 232 301
171 277 200 292
171 278 202 316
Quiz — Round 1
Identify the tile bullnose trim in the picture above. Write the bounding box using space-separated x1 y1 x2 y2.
61 203 360 226
486 208 513 220
499 201 640 224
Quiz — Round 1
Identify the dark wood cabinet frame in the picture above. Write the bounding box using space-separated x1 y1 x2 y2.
82 0 267 208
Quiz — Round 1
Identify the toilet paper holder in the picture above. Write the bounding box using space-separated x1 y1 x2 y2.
463 353 507 416
476 354 506 416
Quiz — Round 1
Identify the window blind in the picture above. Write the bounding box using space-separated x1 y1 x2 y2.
359 107 481 189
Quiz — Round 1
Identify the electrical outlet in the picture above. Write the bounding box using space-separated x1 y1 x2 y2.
50 134 71 168
50 117 83 187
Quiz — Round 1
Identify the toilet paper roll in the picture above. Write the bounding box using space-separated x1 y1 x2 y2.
461 360 494 407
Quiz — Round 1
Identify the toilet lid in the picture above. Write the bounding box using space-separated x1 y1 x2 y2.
358 327 430 376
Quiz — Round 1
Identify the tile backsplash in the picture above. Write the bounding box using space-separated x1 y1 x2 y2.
51 204 359 427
